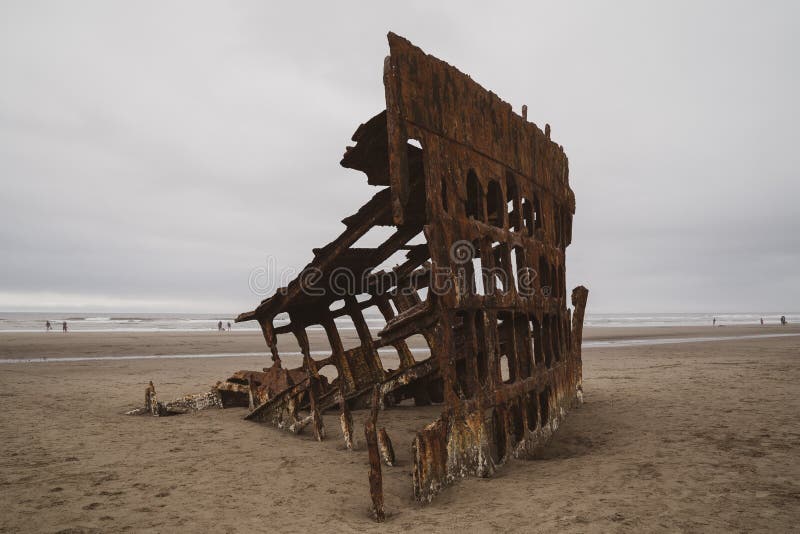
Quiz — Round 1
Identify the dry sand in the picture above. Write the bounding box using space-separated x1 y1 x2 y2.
1 326 799 532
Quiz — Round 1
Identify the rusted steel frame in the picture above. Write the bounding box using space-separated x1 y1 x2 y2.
271 265 426 333
389 264 427 307
478 236 498 296
145 381 157 414
214 380 251 408
388 244 432 278
375 303 436 347
411 123 569 226
464 219 567 273
339 185 394 227
411 343 584 501
488 369 557 407
340 110 390 186
499 313 522 383
461 310 481 400
367 254 430 295
259 318 282 367
275 299 356 334
378 357 437 397
307 355 438 415
481 309 500 399
365 386 385 521
383 56 410 226
338 383 355 450
245 378 311 433
320 314 357 393
164 390 224 413
385 43 570 207
387 36 580 510
237 189 394 324
392 285 422 313
229 33 587 517
571 286 589 351
291 324 319 378
491 243 512 293
378 428 395 466
431 307 459 410
127 381 224 416
515 313 534 380
571 285 589 399
293 325 325 441
374 293 415 368
365 252 431 298
372 224 424 265
344 294 385 381
272 322 294 335
412 408 492 503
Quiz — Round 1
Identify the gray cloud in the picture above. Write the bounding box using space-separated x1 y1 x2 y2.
1 0 798 313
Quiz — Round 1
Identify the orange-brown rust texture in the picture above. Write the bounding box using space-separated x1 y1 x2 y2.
377 428 396 467
233 32 588 516
365 387 385 521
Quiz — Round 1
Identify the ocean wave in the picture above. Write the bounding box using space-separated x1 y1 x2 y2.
0 311 796 333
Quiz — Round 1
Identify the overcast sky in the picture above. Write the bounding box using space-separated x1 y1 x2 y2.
1 1 798 314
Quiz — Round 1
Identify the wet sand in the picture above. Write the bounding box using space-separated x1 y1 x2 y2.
2 324 797 360
1 327 799 532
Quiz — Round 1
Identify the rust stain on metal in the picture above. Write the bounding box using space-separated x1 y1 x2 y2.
129 32 588 520
377 427 396 467
338 383 355 450
365 386 385 522
126 381 223 416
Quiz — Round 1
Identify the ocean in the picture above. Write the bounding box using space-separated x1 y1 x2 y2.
0 311 796 333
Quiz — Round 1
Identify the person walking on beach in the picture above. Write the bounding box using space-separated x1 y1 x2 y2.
62 321 68 333
217 320 223 332
227 321 231 332
713 317 716 326
781 315 787 326
46 320 51 332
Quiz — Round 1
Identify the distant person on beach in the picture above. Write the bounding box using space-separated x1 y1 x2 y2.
62 321 68 333
781 315 787 326
713 317 716 326
760 317 764 325
217 320 223 332
227 321 231 332
46 320 51 332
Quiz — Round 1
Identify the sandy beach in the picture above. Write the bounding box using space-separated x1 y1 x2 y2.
1 324 794 360
3 1 799 532
1 326 798 533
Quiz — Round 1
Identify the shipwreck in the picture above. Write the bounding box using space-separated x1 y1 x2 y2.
129 33 588 520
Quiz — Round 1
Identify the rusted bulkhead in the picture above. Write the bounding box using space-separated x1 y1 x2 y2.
234 33 589 506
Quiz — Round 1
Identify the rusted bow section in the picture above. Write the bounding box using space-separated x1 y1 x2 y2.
129 33 588 519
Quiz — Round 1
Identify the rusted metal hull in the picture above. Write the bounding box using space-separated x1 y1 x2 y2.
133 32 589 518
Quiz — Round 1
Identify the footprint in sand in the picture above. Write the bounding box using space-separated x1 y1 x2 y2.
636 461 662 479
